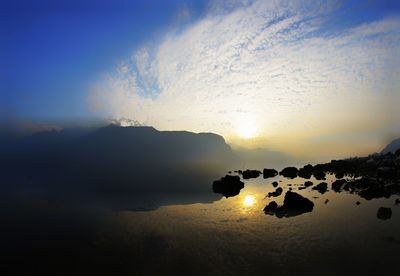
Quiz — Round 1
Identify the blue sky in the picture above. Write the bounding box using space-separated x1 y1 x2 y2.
1 0 206 119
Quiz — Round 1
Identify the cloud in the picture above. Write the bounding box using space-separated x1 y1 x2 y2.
90 0 400 157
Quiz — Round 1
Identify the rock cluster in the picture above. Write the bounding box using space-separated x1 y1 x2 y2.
264 191 314 218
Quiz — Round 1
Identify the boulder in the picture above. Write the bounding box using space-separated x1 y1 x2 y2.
271 191 314 218
313 170 326 180
312 182 328 194
279 167 298 179
263 168 278 179
331 179 347 192
263 201 278 215
268 187 283 197
242 169 262 179
212 175 244 198
304 181 313 187
297 164 313 179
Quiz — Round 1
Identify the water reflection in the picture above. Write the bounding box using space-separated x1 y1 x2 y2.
243 194 256 207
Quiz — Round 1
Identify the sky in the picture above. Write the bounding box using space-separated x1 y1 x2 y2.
2 0 400 160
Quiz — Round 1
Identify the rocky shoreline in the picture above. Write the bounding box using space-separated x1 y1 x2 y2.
213 149 400 219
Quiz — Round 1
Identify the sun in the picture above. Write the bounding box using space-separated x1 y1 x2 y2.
237 122 258 139
243 195 256 207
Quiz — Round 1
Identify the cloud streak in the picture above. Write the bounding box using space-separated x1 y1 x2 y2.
90 0 400 158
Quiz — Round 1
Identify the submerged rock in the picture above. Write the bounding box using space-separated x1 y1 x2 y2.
265 191 314 218
212 175 244 198
312 182 328 194
279 167 298 179
377 207 392 220
242 169 262 179
272 181 279 188
263 168 278 178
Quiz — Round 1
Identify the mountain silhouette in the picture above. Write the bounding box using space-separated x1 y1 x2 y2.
0 124 237 210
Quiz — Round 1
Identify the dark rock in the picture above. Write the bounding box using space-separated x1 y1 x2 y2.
313 170 326 180
238 170 243 174
304 181 313 187
242 169 261 179
298 187 306 190
395 199 400 205
279 167 298 178
312 182 328 194
271 191 314 218
272 181 278 188
212 175 244 198
298 164 313 179
356 201 360 205
228 171 232 174
377 207 392 220
324 199 329 204
263 168 278 178
268 187 283 197
331 179 347 192
335 171 345 179
359 186 391 200
263 201 278 215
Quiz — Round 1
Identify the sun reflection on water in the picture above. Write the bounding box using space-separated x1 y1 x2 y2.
243 194 256 207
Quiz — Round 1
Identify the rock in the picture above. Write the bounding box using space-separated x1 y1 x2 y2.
324 199 329 204
298 164 313 179
263 201 278 215
377 207 392 220
279 167 298 179
272 191 314 218
312 182 328 194
242 169 261 179
272 181 278 187
356 201 360 205
298 187 306 190
228 171 232 174
313 170 326 180
395 199 400 205
238 170 243 174
331 179 347 192
304 181 313 187
358 186 390 200
263 168 278 178
335 171 345 179
268 187 283 197
212 175 244 198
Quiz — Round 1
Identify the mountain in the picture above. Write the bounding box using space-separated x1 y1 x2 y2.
0 125 236 210
381 138 400 154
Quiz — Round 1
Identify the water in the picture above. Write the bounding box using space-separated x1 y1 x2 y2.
2 172 400 275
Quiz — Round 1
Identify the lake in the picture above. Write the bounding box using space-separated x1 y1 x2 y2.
3 170 399 275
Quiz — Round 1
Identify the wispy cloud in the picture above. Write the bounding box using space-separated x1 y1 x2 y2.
90 0 400 157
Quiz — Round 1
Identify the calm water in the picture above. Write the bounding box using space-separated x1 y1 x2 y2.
3 171 400 275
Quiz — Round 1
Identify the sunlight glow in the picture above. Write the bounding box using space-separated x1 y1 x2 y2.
237 122 258 139
243 195 256 207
